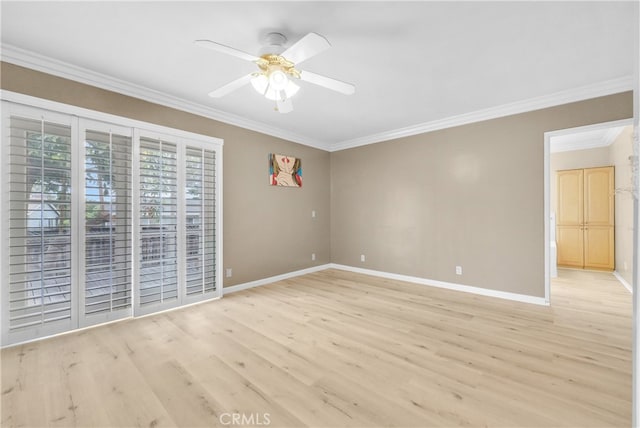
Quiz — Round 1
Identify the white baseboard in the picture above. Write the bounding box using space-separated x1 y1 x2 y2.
328 263 549 306
613 271 633 293
222 263 549 306
222 264 332 295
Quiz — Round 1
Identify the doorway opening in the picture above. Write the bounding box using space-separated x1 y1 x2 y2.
544 119 635 302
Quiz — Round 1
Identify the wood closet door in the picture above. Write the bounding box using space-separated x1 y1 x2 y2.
583 167 614 270
556 166 614 270
556 169 584 268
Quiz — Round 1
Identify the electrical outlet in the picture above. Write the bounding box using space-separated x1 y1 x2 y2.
455 266 462 275
311 210 316 218
311 253 316 261
361 254 366 262
225 268 232 278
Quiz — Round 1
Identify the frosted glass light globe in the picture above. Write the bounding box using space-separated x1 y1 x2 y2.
268 70 288 91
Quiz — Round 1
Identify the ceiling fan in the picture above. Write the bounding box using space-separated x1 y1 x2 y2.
195 32 355 113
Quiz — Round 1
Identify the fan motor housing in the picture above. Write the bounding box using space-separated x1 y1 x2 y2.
258 32 287 56
256 54 300 79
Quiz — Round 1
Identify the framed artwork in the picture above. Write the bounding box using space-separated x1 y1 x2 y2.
269 153 302 187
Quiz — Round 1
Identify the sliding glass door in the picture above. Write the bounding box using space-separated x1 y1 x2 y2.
184 146 217 302
137 137 180 313
80 120 133 326
4 110 75 342
1 101 222 346
134 134 219 316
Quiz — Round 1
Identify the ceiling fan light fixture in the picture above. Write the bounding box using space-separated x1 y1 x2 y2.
250 74 269 95
197 32 354 113
261 87 286 102
265 89 281 101
268 69 288 91
252 70 300 101
284 80 300 98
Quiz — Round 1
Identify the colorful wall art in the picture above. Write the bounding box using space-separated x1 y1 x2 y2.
269 153 302 187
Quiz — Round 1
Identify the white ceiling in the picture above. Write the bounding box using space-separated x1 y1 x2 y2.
1 1 635 151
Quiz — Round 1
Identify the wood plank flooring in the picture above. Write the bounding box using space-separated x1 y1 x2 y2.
1 268 632 427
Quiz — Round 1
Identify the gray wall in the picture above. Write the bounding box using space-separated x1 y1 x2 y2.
330 93 633 298
1 62 331 287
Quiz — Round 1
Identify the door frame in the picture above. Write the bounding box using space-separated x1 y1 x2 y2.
543 118 633 304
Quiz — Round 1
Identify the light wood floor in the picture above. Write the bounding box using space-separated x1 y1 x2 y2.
1 268 633 427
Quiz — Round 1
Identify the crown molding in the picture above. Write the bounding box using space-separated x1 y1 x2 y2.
550 134 616 153
549 120 630 153
550 125 626 153
330 76 634 152
603 125 626 146
0 44 328 151
2 44 633 154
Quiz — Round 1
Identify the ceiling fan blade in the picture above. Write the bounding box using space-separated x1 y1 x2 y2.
281 32 331 65
299 70 355 95
195 39 260 62
276 97 293 114
208 74 254 98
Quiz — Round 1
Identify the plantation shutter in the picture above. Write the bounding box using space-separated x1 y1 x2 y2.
184 146 217 299
2 98 222 346
6 114 74 338
138 137 179 311
82 123 133 325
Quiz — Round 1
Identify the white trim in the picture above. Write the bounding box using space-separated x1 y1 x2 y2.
603 126 626 146
216 139 224 299
2 44 633 153
0 97 7 346
132 128 141 314
134 295 222 321
614 271 634 293
633 5 639 426
550 127 625 153
328 264 549 306
1 90 224 147
545 118 633 141
222 264 332 295
1 317 130 350
1 295 222 350
70 116 81 330
223 263 550 305
552 139 606 154
545 128 551 305
550 121 630 153
177 143 187 305
1 44 327 151
331 77 634 152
